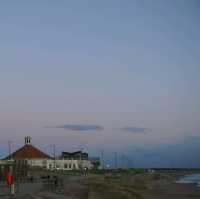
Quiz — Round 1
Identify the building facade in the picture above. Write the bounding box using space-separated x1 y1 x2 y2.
4 137 51 169
46 151 93 171
3 137 95 171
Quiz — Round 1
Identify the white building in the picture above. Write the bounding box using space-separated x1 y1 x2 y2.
46 151 93 170
4 137 50 168
46 159 93 171
3 137 95 171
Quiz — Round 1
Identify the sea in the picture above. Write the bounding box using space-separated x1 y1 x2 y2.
176 174 200 187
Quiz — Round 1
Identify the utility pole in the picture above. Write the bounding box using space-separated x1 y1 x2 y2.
121 153 126 169
77 145 84 160
125 155 132 169
100 150 104 170
113 152 118 170
8 141 13 160
50 144 56 171
53 144 56 171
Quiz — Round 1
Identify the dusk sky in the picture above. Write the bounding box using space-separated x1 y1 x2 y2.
0 1 200 167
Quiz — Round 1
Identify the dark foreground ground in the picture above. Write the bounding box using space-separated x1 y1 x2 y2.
1 170 200 199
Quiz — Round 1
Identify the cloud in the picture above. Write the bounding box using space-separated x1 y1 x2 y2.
45 124 103 131
120 127 151 134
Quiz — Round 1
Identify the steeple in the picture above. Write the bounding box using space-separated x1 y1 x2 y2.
25 136 32 145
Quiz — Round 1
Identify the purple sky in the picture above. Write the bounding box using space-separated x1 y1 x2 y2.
0 0 200 167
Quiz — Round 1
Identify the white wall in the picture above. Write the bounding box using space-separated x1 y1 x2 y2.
27 159 47 168
1 158 94 170
46 159 93 170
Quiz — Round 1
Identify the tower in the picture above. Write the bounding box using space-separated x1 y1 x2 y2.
25 136 32 145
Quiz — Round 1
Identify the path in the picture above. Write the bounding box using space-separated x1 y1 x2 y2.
0 183 71 199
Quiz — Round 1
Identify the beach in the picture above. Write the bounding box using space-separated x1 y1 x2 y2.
62 170 200 199
139 173 200 199
1 170 200 199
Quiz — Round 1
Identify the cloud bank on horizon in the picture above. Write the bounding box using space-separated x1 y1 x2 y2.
101 136 200 168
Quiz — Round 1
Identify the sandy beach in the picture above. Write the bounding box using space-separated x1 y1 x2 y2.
1 171 200 199
139 174 200 199
62 171 200 199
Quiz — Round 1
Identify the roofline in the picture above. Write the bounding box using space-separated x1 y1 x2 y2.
4 144 52 160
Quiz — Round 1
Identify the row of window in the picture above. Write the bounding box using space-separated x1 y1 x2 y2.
64 163 77 169
61 157 87 160
15 160 28 165
48 163 79 170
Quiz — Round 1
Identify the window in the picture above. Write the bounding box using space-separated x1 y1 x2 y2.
43 160 47 165
64 164 68 168
73 164 76 169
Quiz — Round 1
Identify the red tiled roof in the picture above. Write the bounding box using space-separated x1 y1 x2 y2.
5 144 51 160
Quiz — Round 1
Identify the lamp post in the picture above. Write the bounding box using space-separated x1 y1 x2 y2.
100 150 104 170
8 140 13 160
113 152 118 170
49 145 56 171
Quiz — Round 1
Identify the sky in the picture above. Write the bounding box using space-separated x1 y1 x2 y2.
0 0 200 168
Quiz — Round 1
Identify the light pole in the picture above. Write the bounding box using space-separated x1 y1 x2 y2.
100 150 104 169
53 145 56 171
113 152 118 170
8 140 13 160
49 145 56 171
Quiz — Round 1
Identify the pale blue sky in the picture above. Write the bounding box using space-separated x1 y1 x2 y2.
0 0 200 167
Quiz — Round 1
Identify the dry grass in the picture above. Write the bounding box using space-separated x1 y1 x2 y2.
63 176 144 199
62 172 165 199
64 181 89 199
88 178 143 199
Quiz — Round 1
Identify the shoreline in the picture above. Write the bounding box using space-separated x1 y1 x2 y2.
138 172 200 199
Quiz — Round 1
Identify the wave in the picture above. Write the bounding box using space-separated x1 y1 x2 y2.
176 174 200 187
